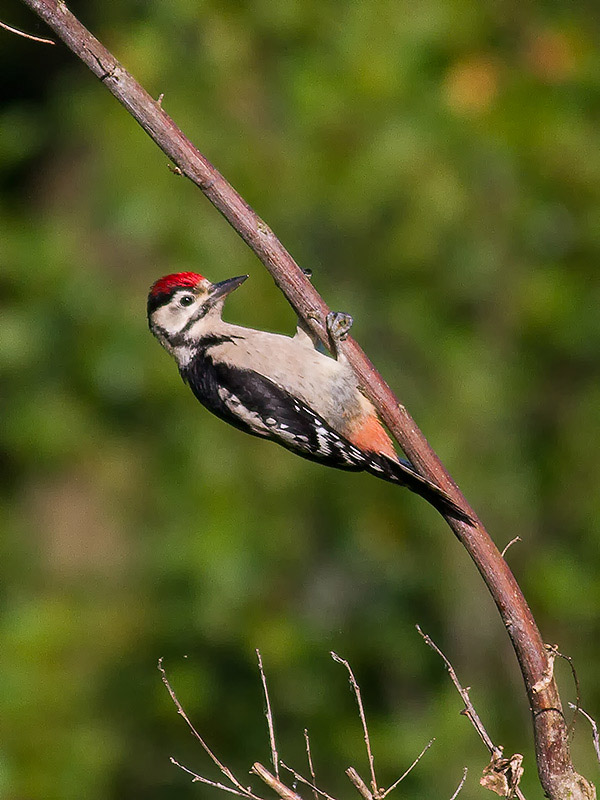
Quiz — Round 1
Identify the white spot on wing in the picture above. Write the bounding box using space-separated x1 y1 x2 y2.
218 387 270 435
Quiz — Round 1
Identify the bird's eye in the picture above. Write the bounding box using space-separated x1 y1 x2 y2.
179 294 195 307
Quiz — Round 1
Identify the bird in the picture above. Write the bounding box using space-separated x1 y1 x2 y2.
147 271 470 522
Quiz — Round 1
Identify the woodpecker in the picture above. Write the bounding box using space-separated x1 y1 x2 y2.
147 272 469 521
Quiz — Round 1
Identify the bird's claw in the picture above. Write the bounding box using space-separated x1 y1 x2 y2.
326 311 353 342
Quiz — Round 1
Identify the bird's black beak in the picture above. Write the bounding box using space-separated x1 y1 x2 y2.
209 274 249 302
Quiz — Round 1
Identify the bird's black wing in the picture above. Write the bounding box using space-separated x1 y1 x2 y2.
183 348 471 522
183 350 369 471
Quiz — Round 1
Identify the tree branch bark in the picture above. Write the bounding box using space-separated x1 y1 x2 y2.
16 2 595 798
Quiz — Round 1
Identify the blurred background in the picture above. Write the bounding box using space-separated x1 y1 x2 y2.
1 1 599 798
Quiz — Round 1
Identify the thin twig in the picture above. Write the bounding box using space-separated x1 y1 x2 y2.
449 767 468 800
569 705 600 764
304 729 319 800
501 537 521 558
380 738 435 798
416 627 527 800
257 649 279 779
0 17 54 43
279 761 338 800
550 647 581 736
331 652 378 796
158 658 262 800
171 758 258 798
416 627 497 754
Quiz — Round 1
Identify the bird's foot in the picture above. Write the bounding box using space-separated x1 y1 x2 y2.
326 311 353 342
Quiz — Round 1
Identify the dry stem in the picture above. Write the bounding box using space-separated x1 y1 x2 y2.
331 652 378 796
569 706 600 764
417 626 526 800
257 649 279 780
450 768 469 800
0 17 54 43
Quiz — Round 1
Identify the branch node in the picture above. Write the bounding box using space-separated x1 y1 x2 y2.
532 645 558 694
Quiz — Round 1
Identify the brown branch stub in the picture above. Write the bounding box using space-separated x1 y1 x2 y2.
15 3 596 798
251 763 303 800
167 162 183 176
346 768 373 800
501 537 522 559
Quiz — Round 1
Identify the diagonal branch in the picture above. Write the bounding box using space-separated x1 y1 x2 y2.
15 3 595 799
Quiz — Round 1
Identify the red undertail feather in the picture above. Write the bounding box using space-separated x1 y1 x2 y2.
347 415 398 461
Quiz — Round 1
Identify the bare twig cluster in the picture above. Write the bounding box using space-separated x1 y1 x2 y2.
159 633 600 800
159 651 467 800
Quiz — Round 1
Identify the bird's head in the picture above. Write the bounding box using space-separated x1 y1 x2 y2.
147 271 248 358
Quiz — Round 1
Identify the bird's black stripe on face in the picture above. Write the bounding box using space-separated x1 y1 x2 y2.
178 301 211 333
147 290 171 317
193 334 242 352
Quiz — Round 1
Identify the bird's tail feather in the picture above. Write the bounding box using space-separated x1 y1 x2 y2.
365 453 473 524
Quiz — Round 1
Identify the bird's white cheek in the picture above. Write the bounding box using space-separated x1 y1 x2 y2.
153 305 178 332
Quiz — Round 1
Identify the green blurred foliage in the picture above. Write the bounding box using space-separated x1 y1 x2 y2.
1 1 599 798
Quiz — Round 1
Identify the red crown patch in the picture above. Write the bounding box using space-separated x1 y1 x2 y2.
150 272 204 297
